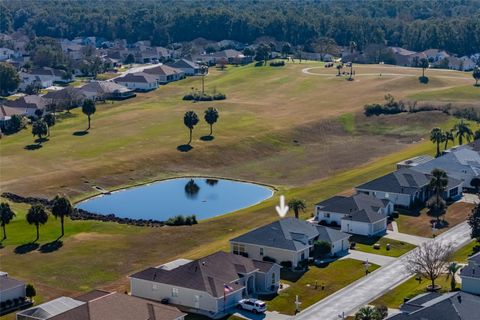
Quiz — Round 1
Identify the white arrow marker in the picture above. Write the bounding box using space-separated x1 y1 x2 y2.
275 195 289 218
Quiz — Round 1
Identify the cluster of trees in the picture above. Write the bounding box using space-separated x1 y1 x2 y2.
2 1 480 56
430 120 476 157
165 214 198 226
0 195 72 242
182 107 219 146
0 62 20 96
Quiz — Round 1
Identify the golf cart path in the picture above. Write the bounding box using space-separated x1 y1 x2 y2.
295 221 472 320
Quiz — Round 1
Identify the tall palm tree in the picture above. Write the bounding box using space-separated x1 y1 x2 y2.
82 99 96 131
26 204 49 242
0 202 16 240
51 195 73 237
336 64 343 76
446 262 461 291
428 168 449 223
443 130 455 150
430 128 444 157
204 107 219 137
184 111 199 145
288 199 306 219
420 58 429 78
454 120 473 145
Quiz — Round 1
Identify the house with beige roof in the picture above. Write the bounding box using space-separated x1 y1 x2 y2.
129 251 280 319
114 72 159 91
143 65 185 84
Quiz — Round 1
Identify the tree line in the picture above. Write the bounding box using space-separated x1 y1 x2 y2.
1 0 480 56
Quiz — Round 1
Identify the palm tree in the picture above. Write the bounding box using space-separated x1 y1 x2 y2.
26 204 49 242
51 195 73 237
443 130 455 150
43 113 56 136
336 64 343 76
31 119 48 143
204 107 219 137
0 202 16 240
354 306 380 320
288 199 306 219
430 128 444 157
454 120 473 145
446 262 461 291
428 168 449 224
184 111 199 145
82 99 96 131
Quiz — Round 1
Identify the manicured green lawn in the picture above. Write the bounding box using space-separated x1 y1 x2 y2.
350 235 416 257
267 259 379 315
409 85 480 102
371 275 451 308
453 240 480 263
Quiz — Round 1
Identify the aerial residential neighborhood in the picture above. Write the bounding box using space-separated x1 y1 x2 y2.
1 1 480 320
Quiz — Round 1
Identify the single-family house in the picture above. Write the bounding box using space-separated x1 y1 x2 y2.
166 59 201 76
421 49 450 63
0 105 25 131
18 72 53 90
389 47 417 67
411 146 480 191
4 95 48 117
447 56 477 71
0 48 16 61
26 68 74 84
16 290 185 320
386 291 480 319
315 193 392 236
129 251 280 319
460 251 480 295
0 272 26 305
230 217 350 267
356 168 463 208
114 72 159 91
79 81 135 101
143 65 185 84
208 49 252 65
43 87 86 110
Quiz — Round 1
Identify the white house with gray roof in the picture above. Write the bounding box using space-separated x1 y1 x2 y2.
356 168 463 208
386 291 480 320
129 251 279 319
315 193 393 236
230 217 350 267
460 251 480 295
114 72 159 91
166 59 201 76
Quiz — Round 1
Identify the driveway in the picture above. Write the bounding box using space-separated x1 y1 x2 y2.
295 222 472 320
340 250 397 266
383 230 430 246
233 310 292 320
460 193 479 204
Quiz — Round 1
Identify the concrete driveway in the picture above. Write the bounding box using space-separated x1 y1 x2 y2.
295 222 472 320
233 310 292 320
340 250 397 267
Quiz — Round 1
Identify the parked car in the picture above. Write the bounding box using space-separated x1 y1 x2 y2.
238 298 267 313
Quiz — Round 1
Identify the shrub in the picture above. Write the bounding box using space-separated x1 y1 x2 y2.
318 220 328 226
269 60 285 67
5 300 12 307
13 298 19 305
263 256 276 263
280 261 292 268
391 211 399 219
314 240 332 257
0 301 5 309
364 94 406 116
330 221 339 227
254 61 264 67
165 215 198 226
213 93 226 100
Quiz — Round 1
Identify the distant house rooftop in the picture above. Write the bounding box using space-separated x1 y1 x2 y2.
114 72 158 84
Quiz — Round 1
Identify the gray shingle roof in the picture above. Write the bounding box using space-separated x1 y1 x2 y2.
388 291 480 320
130 251 275 298
114 72 157 84
166 58 199 69
231 218 349 251
460 251 480 279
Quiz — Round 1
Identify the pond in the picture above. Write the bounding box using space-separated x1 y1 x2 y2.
76 178 273 221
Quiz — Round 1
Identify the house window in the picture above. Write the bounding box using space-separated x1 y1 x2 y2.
271 273 276 285
301 252 305 260
260 248 264 256
233 243 246 256
172 288 179 297
449 188 458 198
324 213 330 218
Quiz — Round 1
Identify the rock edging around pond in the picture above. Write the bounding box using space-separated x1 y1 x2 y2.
1 192 167 227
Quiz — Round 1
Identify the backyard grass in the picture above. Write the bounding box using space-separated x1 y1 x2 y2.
396 202 475 237
350 235 416 257
0 62 476 306
371 274 451 308
267 259 379 315
453 240 480 263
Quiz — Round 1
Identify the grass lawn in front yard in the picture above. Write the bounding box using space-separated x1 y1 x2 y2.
371 275 451 309
350 235 416 257
453 240 480 263
396 202 474 237
266 259 379 315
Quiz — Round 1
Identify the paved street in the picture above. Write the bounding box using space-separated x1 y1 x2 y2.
295 222 472 320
